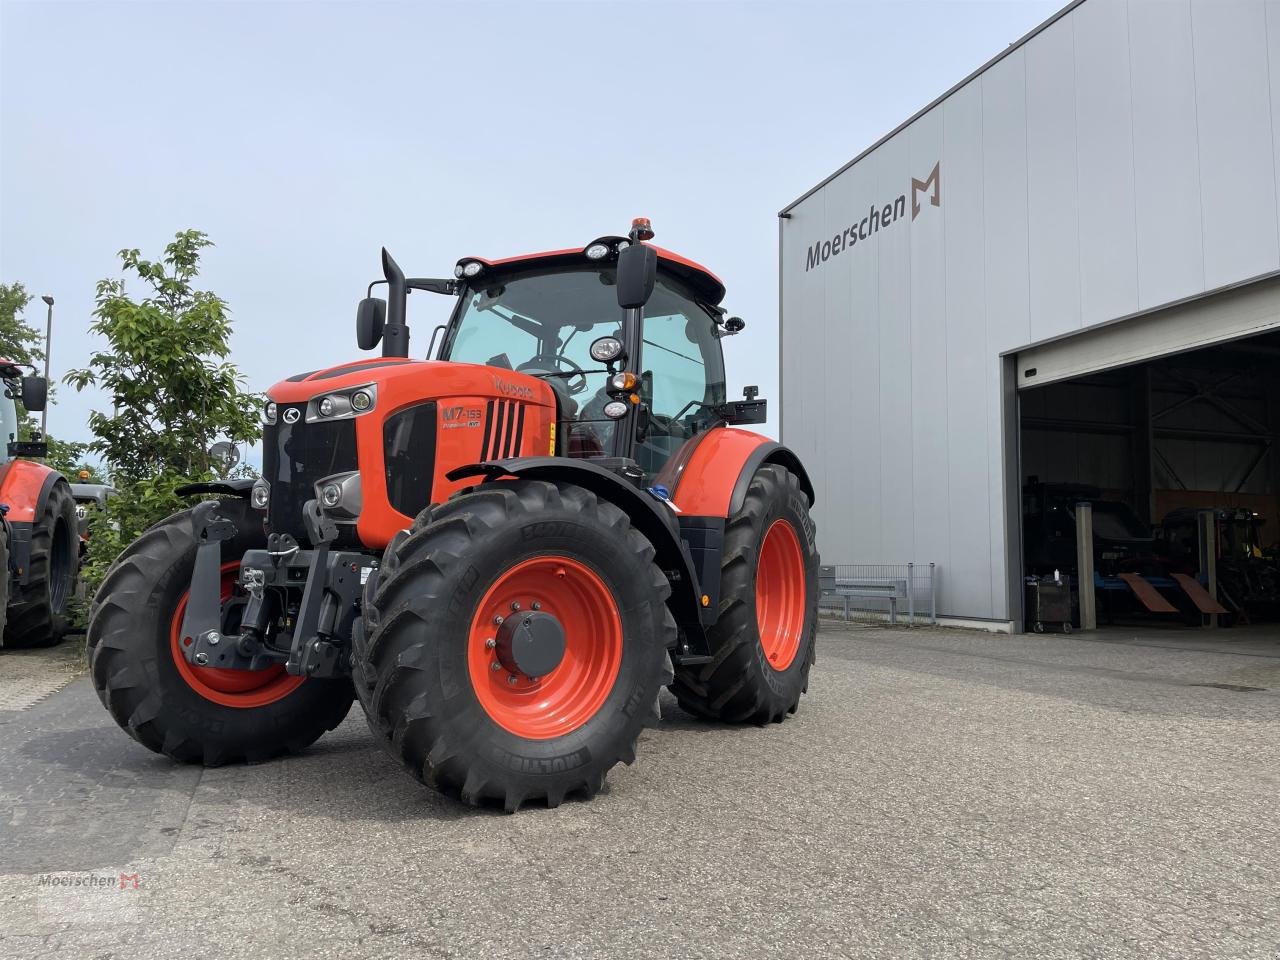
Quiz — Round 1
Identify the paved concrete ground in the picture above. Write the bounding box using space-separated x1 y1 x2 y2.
2 621 1279 959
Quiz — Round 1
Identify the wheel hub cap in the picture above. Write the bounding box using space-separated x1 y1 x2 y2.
496 611 566 678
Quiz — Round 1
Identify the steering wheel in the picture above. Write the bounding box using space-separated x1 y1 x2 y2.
516 354 589 396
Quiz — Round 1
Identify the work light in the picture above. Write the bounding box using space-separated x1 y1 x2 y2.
590 336 624 363
585 243 610 261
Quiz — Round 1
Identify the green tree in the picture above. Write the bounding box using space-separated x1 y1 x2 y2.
0 281 44 368
66 230 262 589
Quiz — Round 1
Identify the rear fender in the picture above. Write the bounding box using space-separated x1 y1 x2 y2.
0 460 64 583
447 457 707 643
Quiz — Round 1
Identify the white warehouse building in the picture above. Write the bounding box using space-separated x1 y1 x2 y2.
779 0 1280 629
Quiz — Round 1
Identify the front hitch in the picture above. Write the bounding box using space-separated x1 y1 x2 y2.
179 501 284 672
178 499 376 680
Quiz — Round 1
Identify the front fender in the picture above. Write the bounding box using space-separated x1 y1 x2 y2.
659 425 815 518
175 478 255 499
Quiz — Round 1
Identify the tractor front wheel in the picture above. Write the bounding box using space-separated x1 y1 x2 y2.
354 479 675 811
671 463 819 724
87 498 354 764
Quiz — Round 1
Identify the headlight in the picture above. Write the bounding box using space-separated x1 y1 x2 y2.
313 472 362 519
264 401 277 425
584 243 610 260
250 479 269 510
603 400 628 419
305 384 375 423
590 336 624 363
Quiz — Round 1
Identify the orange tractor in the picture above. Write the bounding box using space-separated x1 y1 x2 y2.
0 361 79 648
88 220 818 809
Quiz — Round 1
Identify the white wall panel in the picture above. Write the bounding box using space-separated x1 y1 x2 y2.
981 50 1032 617
874 134 917 564
1073 0 1139 326
1025 19 1082 343
1128 0 1206 307
941 82 993 615
1191 0 1280 287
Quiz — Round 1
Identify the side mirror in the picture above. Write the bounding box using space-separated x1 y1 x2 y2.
616 243 657 310
356 297 387 351
21 376 47 412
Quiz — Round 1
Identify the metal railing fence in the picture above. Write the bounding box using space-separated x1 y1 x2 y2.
818 563 938 625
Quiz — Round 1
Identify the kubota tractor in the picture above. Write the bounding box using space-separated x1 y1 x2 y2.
88 220 818 809
0 361 80 648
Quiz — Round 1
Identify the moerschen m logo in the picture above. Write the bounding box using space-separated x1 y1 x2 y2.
803 161 941 272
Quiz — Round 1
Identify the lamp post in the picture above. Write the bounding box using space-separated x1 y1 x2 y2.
40 295 53 435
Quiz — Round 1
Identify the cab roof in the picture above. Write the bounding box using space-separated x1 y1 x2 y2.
457 241 727 306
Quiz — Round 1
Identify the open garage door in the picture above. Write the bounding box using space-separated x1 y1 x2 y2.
1017 277 1280 390
1016 287 1280 633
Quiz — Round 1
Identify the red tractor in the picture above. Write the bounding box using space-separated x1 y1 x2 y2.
0 361 79 647
88 220 818 809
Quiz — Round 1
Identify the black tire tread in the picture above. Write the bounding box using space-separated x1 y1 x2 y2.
4 478 77 648
353 479 674 812
88 502 353 765
670 464 818 724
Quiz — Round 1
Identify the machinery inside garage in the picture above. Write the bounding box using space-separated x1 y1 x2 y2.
1018 292 1280 633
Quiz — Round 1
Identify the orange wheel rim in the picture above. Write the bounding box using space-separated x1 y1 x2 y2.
756 519 806 671
169 561 305 709
467 556 623 740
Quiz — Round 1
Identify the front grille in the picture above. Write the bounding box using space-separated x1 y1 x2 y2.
262 408 358 545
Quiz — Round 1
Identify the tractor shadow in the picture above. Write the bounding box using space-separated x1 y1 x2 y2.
14 684 738 829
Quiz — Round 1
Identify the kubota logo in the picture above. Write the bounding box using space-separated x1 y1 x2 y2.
803 161 941 272
492 376 534 400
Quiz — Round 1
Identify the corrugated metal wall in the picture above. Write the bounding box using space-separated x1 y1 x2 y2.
780 0 1280 621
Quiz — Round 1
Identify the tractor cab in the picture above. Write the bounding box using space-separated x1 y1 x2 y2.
359 218 756 482
438 235 735 478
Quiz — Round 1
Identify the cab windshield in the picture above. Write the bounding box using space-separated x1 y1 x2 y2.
441 265 727 476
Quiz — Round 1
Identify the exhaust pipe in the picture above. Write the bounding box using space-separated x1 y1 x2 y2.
381 248 410 358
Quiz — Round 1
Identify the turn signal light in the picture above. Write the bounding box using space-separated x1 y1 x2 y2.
609 371 638 392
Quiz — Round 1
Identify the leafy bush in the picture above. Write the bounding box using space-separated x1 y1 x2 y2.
68 231 261 596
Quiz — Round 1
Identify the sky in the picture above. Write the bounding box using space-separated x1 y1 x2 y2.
0 0 1060 464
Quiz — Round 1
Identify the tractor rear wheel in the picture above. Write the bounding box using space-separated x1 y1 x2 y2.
0 521 10 641
5 479 78 648
87 498 354 764
671 463 818 724
354 479 675 811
